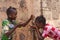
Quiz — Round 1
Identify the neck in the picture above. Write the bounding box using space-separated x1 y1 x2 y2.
8 18 15 22
8 18 12 22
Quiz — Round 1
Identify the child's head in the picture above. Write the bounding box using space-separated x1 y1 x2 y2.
6 7 17 20
35 15 46 29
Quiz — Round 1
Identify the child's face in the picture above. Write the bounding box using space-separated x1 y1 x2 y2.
8 12 17 20
35 21 44 29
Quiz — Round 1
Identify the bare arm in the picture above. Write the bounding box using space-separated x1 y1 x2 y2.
5 23 22 37
31 25 44 40
19 15 34 27
5 15 34 37
5 18 32 37
36 28 44 40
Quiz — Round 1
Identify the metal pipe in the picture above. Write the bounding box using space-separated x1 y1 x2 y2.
40 0 43 15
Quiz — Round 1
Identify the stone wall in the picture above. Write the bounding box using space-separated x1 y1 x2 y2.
0 0 60 40
42 0 60 28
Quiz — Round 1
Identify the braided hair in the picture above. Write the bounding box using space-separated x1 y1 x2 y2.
6 6 17 15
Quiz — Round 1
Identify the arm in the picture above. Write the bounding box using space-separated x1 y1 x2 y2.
2 20 30 37
6 16 32 36
20 17 31 27
19 15 34 27
5 23 22 37
31 25 44 40
5 15 34 37
36 28 44 40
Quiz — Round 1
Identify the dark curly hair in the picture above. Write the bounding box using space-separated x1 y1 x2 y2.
6 6 17 15
35 15 46 26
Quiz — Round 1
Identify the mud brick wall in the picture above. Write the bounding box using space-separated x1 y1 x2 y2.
0 0 60 40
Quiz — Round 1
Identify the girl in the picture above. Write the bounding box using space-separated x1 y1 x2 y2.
2 6 33 40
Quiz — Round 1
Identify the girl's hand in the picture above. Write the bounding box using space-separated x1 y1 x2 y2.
30 15 35 20
31 25 38 30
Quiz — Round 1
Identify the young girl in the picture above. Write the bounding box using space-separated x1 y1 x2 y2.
32 15 60 40
2 7 33 40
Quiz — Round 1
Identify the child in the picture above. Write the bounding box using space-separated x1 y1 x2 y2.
32 15 60 40
2 7 33 40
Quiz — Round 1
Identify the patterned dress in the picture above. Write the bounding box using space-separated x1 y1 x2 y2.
42 24 60 40
1 19 17 40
